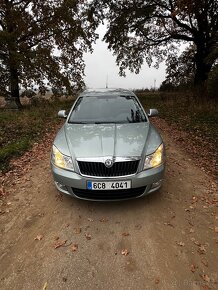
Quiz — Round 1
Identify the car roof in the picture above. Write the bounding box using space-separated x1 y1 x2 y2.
80 88 135 97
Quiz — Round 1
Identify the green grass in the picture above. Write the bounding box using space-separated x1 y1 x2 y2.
0 137 31 163
0 99 73 172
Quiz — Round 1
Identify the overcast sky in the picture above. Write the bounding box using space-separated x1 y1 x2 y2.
83 25 166 90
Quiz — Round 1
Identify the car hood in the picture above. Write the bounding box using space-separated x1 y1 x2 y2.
64 123 150 158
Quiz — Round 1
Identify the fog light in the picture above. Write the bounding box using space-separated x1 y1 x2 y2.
55 181 69 194
151 180 163 189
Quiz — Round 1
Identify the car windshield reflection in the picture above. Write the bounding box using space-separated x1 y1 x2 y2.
68 95 147 124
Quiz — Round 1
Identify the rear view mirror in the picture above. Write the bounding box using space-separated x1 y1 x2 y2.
147 109 158 117
58 110 67 118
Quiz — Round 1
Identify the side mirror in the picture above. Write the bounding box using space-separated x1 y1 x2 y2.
58 110 67 118
147 109 159 117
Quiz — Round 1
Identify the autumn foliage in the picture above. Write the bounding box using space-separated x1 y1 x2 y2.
0 0 97 107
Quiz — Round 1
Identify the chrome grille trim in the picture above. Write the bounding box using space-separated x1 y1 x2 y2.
76 157 141 178
76 156 141 162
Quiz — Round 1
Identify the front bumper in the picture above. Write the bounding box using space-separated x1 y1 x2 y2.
51 163 165 201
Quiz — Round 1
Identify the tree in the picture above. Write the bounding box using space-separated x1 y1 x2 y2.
164 45 195 88
161 44 218 96
90 0 218 91
159 80 176 92
207 63 218 98
0 0 97 108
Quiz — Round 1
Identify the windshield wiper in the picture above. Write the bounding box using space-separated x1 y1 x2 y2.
94 121 116 124
68 121 90 124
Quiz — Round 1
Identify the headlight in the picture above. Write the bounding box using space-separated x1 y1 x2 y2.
144 143 164 170
52 145 74 171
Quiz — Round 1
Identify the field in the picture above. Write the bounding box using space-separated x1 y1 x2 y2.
137 92 218 177
0 98 74 172
137 92 217 145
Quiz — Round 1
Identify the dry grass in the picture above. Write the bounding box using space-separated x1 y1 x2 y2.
138 92 218 176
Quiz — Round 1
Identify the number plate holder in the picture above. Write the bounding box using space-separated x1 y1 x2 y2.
87 181 131 190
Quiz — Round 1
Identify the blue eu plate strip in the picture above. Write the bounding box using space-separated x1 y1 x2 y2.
87 181 92 190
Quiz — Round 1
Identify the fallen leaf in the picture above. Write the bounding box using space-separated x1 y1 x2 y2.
198 245 206 254
190 264 197 273
73 228 81 234
122 232 130 236
85 234 91 240
71 244 78 252
187 219 194 226
0 187 6 197
201 258 208 267
202 285 210 290
215 226 218 233
42 282 48 290
34 235 43 241
121 249 129 256
194 241 201 246
164 222 174 227
135 224 142 230
201 274 210 282
54 240 67 249
177 241 185 247
155 278 160 284
100 218 108 222
192 196 198 203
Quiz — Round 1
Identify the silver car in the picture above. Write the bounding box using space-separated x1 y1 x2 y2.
51 89 165 201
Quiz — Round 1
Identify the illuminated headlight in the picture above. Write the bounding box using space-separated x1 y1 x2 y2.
51 145 74 171
144 143 164 170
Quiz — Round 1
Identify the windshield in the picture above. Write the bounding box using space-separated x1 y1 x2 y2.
68 95 147 124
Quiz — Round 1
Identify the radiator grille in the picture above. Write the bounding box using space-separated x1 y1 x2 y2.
78 160 139 177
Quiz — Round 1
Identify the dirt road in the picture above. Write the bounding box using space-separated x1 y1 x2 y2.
0 120 217 290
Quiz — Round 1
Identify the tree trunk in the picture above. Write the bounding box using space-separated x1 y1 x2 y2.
7 51 22 109
194 40 212 97
194 57 212 86
5 2 22 109
9 66 22 109
194 55 212 98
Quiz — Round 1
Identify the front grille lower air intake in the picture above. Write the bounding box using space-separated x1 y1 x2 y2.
72 187 146 200
78 160 140 177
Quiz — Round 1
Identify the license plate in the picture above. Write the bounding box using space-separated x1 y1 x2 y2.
87 181 131 190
